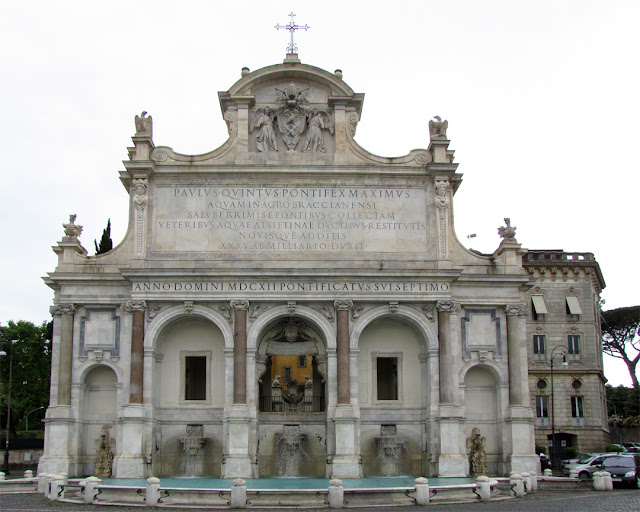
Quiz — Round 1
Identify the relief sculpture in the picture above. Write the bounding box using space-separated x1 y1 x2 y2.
249 83 333 152
250 107 278 152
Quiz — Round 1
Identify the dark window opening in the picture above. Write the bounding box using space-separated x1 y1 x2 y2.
283 366 292 383
568 335 580 354
377 357 398 400
298 355 307 368
533 335 546 354
185 356 207 400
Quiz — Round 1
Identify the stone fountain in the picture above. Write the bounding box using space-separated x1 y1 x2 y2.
374 425 407 476
274 424 308 477
179 425 207 476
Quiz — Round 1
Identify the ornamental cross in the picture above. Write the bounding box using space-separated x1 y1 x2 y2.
275 12 310 54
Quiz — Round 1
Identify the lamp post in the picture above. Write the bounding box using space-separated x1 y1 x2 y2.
24 406 45 432
550 345 568 470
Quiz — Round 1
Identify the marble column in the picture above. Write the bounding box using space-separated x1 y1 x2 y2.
437 300 456 405
38 304 76 476
232 300 249 404
334 300 353 405
123 300 146 404
435 300 466 477
505 304 527 406
504 303 538 475
54 304 75 406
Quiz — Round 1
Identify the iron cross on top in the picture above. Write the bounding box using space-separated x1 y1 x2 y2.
275 12 310 54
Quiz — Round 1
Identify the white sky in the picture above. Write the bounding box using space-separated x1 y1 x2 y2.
1 1 638 386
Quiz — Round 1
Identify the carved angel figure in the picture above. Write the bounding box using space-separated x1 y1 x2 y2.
303 109 334 152
134 111 152 136
429 115 448 140
250 107 278 152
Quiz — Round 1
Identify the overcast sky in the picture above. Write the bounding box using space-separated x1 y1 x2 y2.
1 1 638 386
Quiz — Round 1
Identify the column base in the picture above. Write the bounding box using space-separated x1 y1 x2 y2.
221 455 257 479
437 455 467 477
330 455 363 479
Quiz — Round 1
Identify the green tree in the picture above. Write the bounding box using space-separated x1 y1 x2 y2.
0 321 52 434
606 384 640 418
601 305 640 390
94 218 113 255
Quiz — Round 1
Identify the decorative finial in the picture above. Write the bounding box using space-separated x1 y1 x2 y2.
498 218 518 244
134 111 152 136
275 12 309 54
63 214 83 240
428 116 448 140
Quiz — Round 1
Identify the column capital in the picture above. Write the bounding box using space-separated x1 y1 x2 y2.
437 300 459 312
334 300 353 311
504 304 527 317
121 300 147 312
231 299 250 311
50 303 75 316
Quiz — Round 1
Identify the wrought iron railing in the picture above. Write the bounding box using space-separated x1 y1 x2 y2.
259 395 325 412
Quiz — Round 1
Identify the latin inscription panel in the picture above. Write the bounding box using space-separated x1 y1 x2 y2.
153 186 427 253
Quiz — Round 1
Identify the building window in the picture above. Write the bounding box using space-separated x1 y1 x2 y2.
565 296 582 321
571 379 582 390
376 357 398 400
535 396 549 417
571 396 585 417
536 379 547 390
185 356 207 400
283 367 292 383
531 295 548 321
533 335 546 355
568 335 580 354
297 355 307 368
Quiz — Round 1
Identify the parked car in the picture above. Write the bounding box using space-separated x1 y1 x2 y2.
573 454 638 486
560 452 605 475
562 453 605 474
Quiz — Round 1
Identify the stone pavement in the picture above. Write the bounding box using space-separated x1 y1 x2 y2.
0 488 639 512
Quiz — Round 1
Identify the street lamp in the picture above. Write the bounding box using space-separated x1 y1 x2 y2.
24 406 45 432
550 345 568 470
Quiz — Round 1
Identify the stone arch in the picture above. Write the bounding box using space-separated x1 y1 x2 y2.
247 304 335 352
76 359 124 386
462 364 503 476
350 305 437 352
79 364 119 476
459 361 506 387
145 304 234 350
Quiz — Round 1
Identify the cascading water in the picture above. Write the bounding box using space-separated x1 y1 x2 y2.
274 424 308 477
179 425 207 476
374 425 407 477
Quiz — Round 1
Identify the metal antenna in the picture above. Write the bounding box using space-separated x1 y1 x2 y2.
275 12 310 54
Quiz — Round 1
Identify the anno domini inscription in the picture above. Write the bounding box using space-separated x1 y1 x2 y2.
153 186 428 253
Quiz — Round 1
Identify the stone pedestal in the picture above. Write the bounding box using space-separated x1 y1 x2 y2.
221 406 256 479
330 405 362 479
437 411 466 477
113 405 147 478
37 406 76 476
504 411 539 475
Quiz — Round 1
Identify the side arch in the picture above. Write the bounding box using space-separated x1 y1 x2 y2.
459 361 507 387
350 305 437 351
145 305 234 350
76 359 124 385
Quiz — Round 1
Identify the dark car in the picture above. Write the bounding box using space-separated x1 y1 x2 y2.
576 454 639 487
